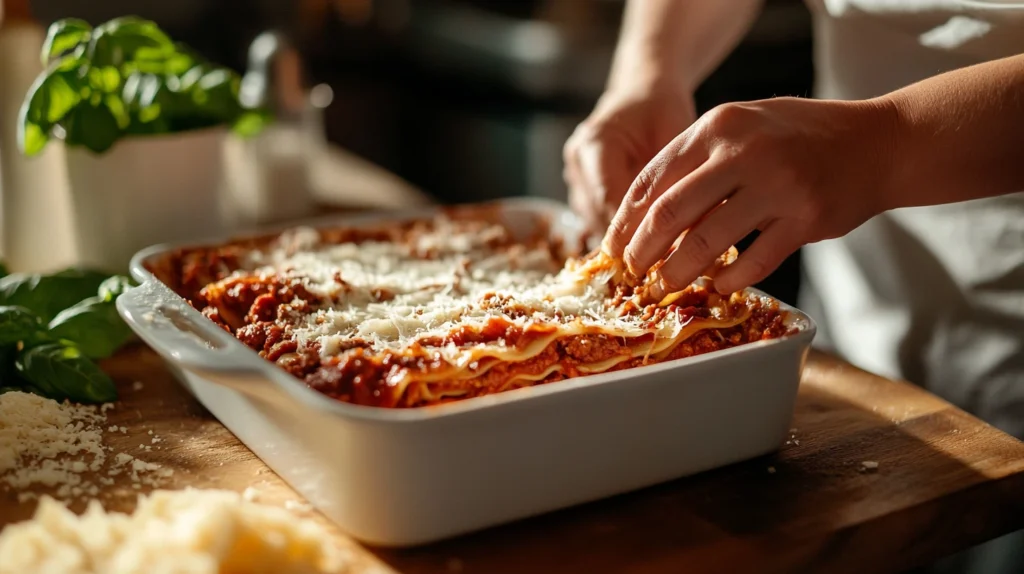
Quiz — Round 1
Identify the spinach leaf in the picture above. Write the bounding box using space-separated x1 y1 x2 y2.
0 268 108 322
16 343 117 403
0 306 48 346
48 296 134 359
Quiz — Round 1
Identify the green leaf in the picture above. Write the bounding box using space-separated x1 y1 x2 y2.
0 268 108 322
63 102 121 154
98 275 135 302
87 65 122 93
48 296 134 359
0 346 24 391
40 18 92 66
89 17 174 68
16 343 117 403
105 94 131 129
0 306 48 346
232 110 271 137
19 123 48 156
18 67 84 156
0 262 8 279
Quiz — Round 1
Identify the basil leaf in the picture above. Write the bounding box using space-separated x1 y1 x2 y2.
63 102 121 154
0 268 109 322
16 343 118 403
0 345 28 394
89 17 174 68
48 296 134 359
0 306 48 346
98 275 135 302
40 18 92 66
17 65 84 156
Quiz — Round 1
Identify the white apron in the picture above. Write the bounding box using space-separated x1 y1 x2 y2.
800 0 1024 441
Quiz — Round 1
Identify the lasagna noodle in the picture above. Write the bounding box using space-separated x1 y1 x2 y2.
383 311 753 402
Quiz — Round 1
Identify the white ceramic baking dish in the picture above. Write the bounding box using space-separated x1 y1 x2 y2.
117 197 816 547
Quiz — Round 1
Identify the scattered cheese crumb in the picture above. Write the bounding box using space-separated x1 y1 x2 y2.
861 461 879 472
0 489 351 574
767 466 776 474
0 392 106 492
151 437 161 444
0 392 173 503
119 426 127 433
132 381 144 391
285 500 314 513
108 425 119 432
243 487 260 502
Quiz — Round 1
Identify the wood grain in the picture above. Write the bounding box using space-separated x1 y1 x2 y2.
2 346 1022 574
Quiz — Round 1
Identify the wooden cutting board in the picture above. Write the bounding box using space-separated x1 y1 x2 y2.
2 345 1023 574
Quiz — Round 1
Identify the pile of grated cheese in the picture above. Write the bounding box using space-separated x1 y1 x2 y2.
0 391 171 502
0 488 352 574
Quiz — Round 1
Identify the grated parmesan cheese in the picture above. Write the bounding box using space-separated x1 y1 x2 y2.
0 488 352 574
241 219 724 363
0 392 171 502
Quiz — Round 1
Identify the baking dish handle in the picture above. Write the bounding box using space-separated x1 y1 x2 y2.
117 281 281 403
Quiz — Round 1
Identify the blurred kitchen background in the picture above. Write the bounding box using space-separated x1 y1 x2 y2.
27 0 813 303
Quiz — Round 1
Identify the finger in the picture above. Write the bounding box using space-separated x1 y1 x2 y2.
650 188 768 295
601 126 709 258
569 183 603 235
578 139 633 227
623 154 739 276
564 139 604 233
712 220 805 295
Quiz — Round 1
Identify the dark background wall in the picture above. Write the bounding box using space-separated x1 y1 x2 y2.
30 0 815 304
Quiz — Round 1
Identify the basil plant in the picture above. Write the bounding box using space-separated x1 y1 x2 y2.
19 16 268 156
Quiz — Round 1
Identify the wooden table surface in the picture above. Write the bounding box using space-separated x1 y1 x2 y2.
3 346 1022 574
3 152 1023 572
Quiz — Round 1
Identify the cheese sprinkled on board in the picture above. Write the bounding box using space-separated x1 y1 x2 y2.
0 488 352 574
0 392 171 501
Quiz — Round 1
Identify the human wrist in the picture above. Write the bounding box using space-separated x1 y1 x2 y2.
606 57 689 95
849 95 906 215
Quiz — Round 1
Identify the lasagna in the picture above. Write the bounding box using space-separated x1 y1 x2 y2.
146 210 793 408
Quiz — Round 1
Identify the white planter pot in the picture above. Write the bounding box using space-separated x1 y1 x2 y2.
65 127 227 273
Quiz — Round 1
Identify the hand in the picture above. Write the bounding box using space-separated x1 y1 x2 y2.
602 96 899 297
563 83 697 234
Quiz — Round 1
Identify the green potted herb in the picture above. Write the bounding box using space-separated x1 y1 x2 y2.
18 16 268 273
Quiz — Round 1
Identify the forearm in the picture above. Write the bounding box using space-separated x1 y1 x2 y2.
606 0 765 93
878 54 1024 209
